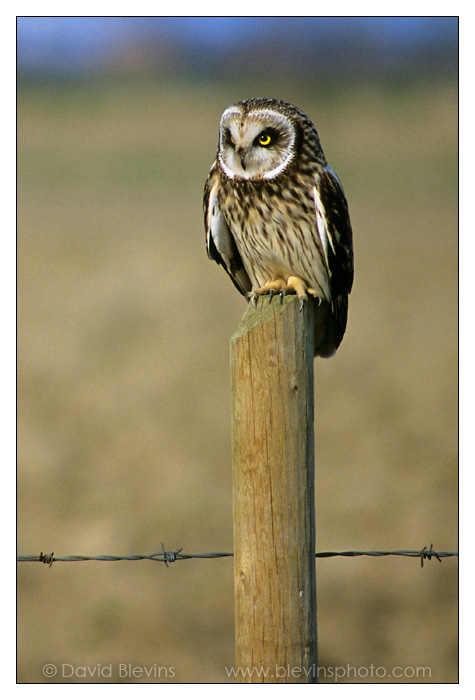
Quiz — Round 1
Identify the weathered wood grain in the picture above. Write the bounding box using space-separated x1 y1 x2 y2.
231 295 317 683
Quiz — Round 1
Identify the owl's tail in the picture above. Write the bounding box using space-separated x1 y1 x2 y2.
313 295 348 358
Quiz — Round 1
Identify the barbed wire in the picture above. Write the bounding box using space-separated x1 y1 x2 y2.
17 544 457 569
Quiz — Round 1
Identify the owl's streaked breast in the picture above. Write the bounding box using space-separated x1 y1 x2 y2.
217 175 331 300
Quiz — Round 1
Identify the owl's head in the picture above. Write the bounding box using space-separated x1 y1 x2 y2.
216 98 324 181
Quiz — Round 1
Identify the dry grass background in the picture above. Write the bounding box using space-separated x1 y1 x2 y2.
17 76 457 683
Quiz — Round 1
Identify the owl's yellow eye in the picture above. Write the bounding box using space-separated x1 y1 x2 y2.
258 133 272 147
230 135 235 144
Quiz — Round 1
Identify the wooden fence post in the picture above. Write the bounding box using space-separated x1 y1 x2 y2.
230 294 318 683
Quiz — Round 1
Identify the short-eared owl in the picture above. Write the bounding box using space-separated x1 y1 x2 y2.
203 98 354 357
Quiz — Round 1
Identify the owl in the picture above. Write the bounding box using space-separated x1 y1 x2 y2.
203 98 354 357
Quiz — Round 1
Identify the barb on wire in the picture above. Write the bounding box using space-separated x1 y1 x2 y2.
39 551 55 567
160 543 183 568
419 544 442 568
17 545 458 568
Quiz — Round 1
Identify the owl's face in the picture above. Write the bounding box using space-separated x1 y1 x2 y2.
217 102 298 181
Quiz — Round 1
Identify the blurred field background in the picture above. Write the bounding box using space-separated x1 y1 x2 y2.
17 17 458 683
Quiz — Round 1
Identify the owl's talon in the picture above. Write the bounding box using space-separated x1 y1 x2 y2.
249 278 321 311
248 292 258 308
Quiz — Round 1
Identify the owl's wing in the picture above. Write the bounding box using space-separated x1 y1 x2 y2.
204 166 252 296
313 166 354 299
313 166 354 353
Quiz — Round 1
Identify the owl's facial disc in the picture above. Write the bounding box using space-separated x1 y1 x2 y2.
218 108 296 180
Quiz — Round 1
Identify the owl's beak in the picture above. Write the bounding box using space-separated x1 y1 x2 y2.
235 146 247 171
